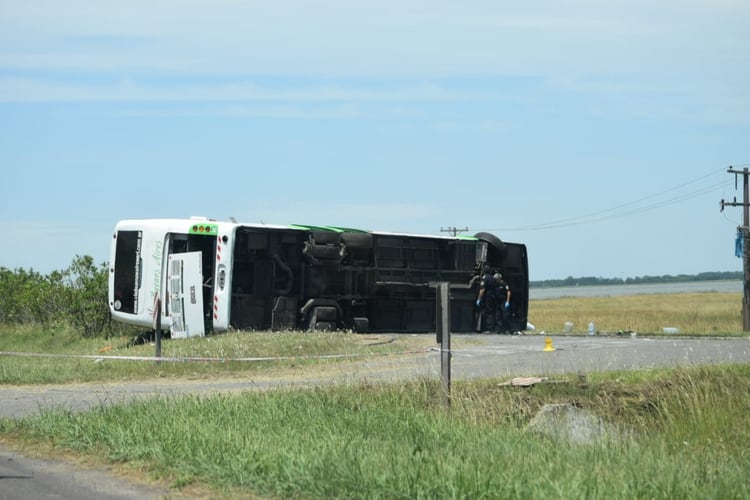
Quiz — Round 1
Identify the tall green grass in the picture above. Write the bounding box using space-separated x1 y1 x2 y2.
2 365 749 499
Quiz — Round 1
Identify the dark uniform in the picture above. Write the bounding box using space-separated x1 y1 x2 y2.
494 274 511 333
477 268 501 332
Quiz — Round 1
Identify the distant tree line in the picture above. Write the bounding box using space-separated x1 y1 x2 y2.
0 256 136 338
531 271 742 288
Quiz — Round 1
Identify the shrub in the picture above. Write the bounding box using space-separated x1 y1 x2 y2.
64 255 112 338
0 256 114 338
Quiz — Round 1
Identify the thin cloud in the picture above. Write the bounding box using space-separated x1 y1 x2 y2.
0 77 472 103
117 104 424 121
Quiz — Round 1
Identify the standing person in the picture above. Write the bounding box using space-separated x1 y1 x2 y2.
494 272 512 333
476 265 500 332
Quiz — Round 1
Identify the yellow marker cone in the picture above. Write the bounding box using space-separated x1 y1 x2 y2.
543 337 556 352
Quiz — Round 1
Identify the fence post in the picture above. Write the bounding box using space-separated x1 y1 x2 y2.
436 282 451 409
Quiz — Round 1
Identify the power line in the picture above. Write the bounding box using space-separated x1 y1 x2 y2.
479 167 728 232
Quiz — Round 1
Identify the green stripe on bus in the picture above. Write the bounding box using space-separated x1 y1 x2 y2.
290 224 368 233
325 226 368 233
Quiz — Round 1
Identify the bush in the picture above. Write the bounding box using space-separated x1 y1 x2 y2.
64 255 112 338
0 255 114 338
0 267 62 324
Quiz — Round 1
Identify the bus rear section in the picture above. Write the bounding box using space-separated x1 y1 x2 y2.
109 219 221 338
109 225 150 327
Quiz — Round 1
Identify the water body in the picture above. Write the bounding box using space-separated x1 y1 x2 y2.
529 280 742 300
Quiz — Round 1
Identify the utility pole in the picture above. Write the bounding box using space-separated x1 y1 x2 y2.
721 166 750 331
440 226 469 237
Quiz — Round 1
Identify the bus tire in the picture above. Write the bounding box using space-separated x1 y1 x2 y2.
341 232 372 249
474 232 505 252
311 230 340 245
474 232 507 261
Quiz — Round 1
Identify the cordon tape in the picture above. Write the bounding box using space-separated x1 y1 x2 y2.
0 349 432 364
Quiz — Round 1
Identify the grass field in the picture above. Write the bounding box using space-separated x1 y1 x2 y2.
529 292 742 335
1 291 749 498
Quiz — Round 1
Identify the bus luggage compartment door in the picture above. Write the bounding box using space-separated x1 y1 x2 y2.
168 252 206 339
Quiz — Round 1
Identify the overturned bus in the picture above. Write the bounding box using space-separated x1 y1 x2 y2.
108 218 528 338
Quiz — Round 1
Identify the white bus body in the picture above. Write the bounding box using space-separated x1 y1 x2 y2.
108 218 529 337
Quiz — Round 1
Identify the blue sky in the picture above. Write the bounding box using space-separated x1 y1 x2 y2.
1 1 748 280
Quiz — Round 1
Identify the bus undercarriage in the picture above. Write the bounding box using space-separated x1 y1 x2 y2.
225 227 527 334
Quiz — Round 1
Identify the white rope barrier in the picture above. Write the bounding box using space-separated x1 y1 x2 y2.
0 349 432 364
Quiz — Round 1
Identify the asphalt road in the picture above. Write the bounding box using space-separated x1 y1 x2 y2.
0 449 172 500
1 333 749 499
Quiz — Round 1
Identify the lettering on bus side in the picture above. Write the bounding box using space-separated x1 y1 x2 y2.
145 242 163 318
151 242 162 303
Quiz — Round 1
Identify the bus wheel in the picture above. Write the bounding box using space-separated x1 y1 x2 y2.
341 232 372 249
474 232 507 261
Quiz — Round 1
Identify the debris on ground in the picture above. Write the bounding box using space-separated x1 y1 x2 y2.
498 376 549 387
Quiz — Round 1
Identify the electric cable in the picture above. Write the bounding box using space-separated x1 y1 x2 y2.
479 167 730 232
